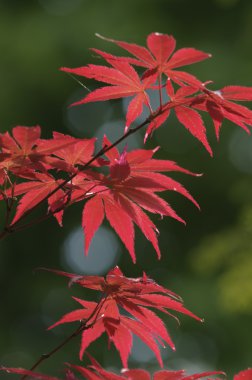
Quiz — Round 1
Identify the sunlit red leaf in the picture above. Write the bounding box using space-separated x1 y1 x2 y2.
82 195 104 254
221 86 252 101
61 61 152 128
94 32 210 87
46 266 200 367
234 368 252 380
8 173 66 225
175 105 212 155
76 137 199 261
0 366 59 380
48 132 96 172
0 126 78 175
192 85 252 139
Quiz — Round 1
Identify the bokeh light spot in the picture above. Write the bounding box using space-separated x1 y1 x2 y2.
61 226 120 275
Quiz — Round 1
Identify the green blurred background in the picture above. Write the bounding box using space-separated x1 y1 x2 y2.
0 0 252 377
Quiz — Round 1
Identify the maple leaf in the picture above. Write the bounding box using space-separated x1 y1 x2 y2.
122 368 225 380
0 125 44 175
234 368 252 380
61 61 153 129
191 85 252 139
0 126 78 178
0 129 97 226
145 80 213 155
68 136 199 262
45 132 97 173
0 366 60 380
0 361 225 380
44 266 201 368
1 172 67 226
93 32 211 87
0 169 6 185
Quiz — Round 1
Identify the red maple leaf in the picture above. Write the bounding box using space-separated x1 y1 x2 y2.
191 85 252 139
0 360 225 380
0 126 78 177
68 136 199 262
0 127 98 226
68 357 225 380
0 366 76 380
61 61 153 129
44 266 201 368
145 80 212 155
60 33 210 130
121 368 225 380
1 172 67 226
234 369 252 380
45 132 97 173
92 32 211 87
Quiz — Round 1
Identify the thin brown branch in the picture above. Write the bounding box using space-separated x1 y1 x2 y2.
20 294 107 379
20 324 83 380
1 102 177 241
0 114 152 240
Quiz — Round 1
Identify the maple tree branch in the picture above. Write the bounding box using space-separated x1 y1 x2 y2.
20 294 108 380
13 211 59 234
20 324 83 380
0 113 154 240
0 229 9 240
0 174 16 232
4 197 14 227
0 97 189 241
12 185 107 234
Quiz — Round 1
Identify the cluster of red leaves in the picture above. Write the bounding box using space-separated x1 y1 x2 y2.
0 126 96 224
62 32 252 155
2 360 252 380
0 127 198 262
80 136 199 262
1 32 252 378
43 266 200 368
2 32 252 259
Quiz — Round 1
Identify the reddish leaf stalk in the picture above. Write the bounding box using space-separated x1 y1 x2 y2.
1 173 15 230
1 31 251 377
158 73 163 108
20 324 83 380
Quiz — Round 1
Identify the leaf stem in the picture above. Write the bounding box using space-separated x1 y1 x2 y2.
20 294 107 379
0 115 151 239
158 74 163 108
20 324 83 380
0 97 192 241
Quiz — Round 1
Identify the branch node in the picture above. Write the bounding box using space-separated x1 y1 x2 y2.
41 353 50 359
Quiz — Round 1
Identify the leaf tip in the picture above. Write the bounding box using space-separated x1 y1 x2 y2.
95 33 114 43
124 125 130 134
121 368 129 374
144 132 149 144
196 202 201 211
181 218 186 226
95 32 103 39
60 66 72 73
153 146 160 153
